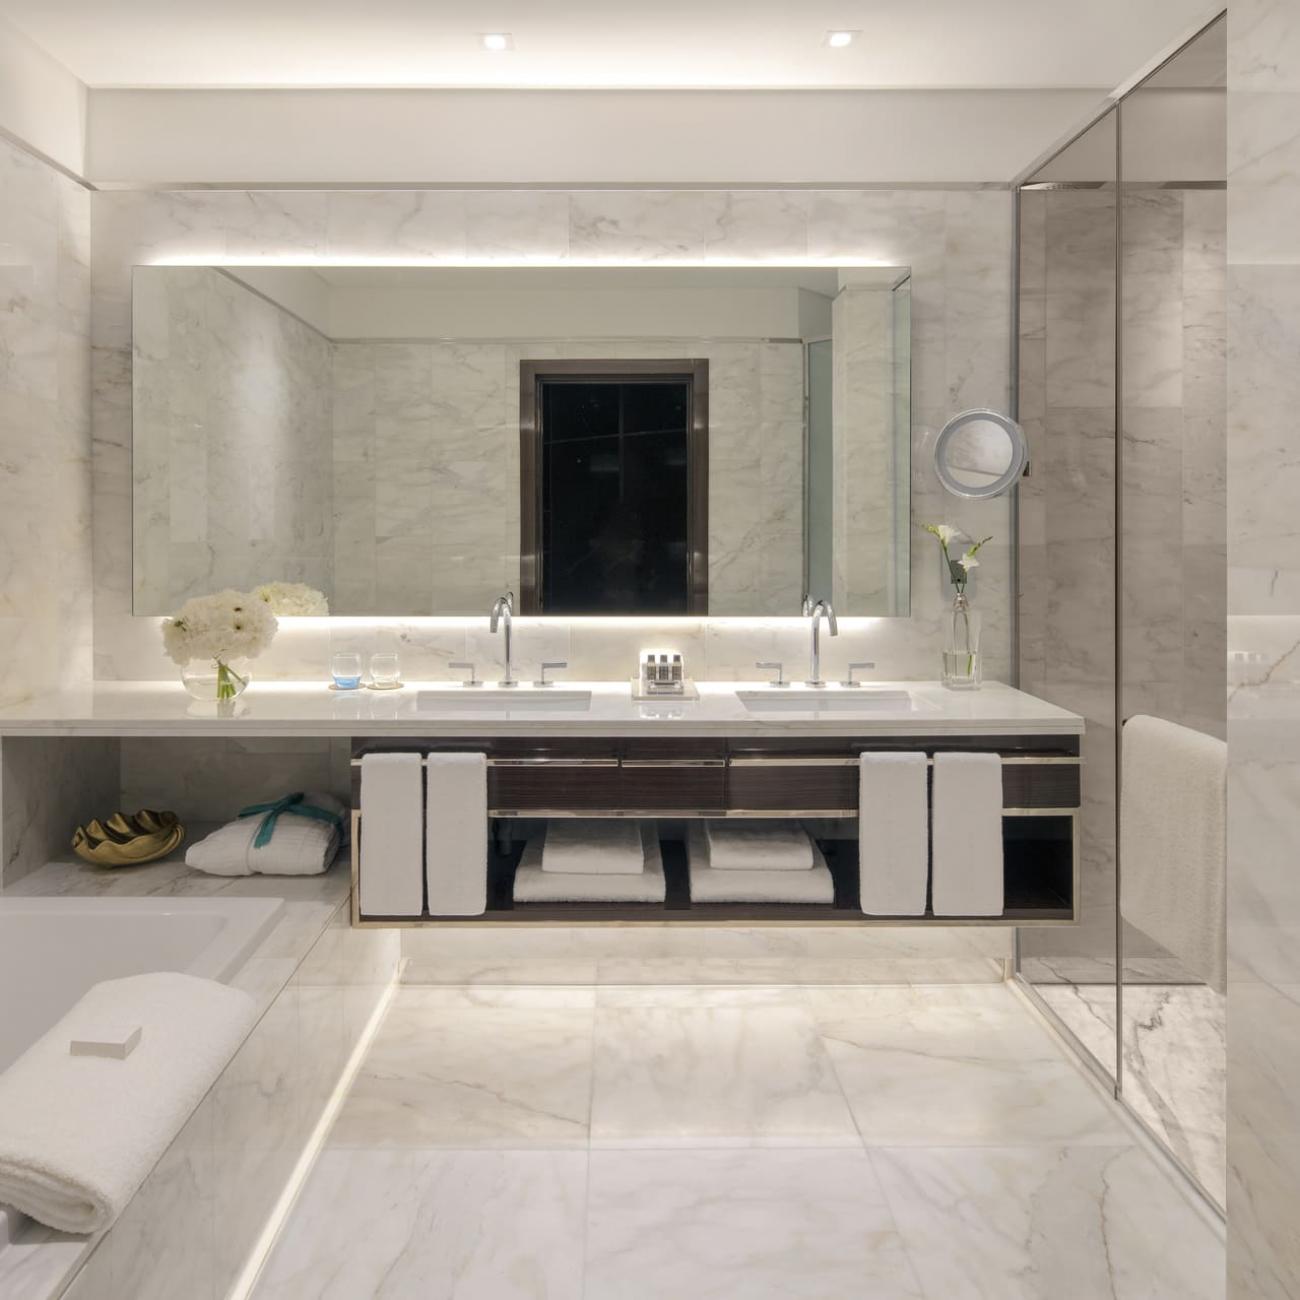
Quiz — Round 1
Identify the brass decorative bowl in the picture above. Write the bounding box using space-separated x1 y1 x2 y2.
72 809 185 868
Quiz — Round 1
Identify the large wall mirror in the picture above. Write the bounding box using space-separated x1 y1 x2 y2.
131 264 912 617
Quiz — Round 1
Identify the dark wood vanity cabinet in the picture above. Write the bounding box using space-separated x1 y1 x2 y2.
350 732 1080 927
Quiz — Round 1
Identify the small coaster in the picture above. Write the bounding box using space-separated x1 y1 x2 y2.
366 681 405 691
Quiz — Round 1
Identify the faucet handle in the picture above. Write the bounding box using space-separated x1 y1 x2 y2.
449 660 481 687
535 660 568 688
756 661 788 688
841 661 876 688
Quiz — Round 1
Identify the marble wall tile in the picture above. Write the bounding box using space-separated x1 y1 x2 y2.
92 187 1014 685
0 136 94 709
0 737 119 889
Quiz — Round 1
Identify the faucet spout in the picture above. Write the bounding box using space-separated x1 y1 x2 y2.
490 592 516 686
806 598 838 687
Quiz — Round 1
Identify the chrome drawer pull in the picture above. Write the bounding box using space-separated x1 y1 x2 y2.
489 757 620 768
621 758 727 769
728 756 859 767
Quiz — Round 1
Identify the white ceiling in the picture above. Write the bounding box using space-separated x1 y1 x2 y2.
0 0 1219 90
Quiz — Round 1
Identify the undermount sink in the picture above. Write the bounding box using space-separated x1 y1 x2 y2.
415 688 592 712
736 687 916 712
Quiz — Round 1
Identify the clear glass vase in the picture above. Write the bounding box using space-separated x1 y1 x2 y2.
942 593 982 690
181 658 251 703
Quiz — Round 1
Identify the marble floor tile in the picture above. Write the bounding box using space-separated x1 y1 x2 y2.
1036 982 1226 1206
328 989 595 1149
590 999 858 1148
254 1148 586 1300
872 1145 1224 1300
585 1147 923 1300
810 986 1132 1146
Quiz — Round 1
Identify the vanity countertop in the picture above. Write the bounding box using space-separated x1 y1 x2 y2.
0 680 1083 738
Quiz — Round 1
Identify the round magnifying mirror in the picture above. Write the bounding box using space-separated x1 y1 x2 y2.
934 408 1028 499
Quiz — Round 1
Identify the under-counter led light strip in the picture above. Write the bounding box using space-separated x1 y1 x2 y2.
150 256 902 269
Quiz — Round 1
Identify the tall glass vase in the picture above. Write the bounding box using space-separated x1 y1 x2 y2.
942 592 982 690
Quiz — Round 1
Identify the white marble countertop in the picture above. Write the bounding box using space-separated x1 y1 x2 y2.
0 680 1083 737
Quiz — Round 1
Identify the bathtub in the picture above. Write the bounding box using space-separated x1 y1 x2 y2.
0 895 285 1256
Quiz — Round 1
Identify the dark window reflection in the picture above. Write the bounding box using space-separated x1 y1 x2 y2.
540 378 690 614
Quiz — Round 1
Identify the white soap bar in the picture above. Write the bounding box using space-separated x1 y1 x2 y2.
70 1023 142 1060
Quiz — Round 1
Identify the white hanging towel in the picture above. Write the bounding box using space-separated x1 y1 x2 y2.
359 752 425 917
1121 715 1226 993
0 973 256 1234
426 752 488 916
858 752 929 916
931 752 1004 917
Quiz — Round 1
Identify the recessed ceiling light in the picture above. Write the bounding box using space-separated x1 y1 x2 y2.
825 30 858 48
480 32 514 52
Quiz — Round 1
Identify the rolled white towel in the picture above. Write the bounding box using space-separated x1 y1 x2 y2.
703 820 814 870
542 819 645 874
0 972 257 1234
185 791 345 877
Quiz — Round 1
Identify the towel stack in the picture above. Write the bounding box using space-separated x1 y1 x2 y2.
686 820 834 903
513 820 666 902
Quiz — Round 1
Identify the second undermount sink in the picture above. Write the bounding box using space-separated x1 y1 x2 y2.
415 688 592 712
736 687 917 712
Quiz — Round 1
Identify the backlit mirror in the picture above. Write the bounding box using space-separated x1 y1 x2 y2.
934 408 1028 499
131 264 912 617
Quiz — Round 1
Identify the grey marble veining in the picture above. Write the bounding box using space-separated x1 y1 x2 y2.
249 979 1221 1300
0 136 94 710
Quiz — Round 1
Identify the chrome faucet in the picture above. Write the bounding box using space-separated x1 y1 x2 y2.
803 596 839 687
489 592 517 686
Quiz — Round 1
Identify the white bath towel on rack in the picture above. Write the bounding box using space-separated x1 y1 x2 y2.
515 826 666 903
542 819 645 874
702 820 815 870
359 753 424 917
1122 714 1226 993
0 972 256 1234
858 752 929 916
426 752 488 916
686 824 834 904
930 752 1004 917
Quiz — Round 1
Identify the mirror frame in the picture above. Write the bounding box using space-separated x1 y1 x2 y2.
934 407 1028 499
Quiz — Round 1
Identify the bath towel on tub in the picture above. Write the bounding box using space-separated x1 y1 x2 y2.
0 972 256 1234
1122 714 1227 993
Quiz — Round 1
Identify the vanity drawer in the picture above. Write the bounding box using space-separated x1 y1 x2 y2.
726 756 859 814
620 740 727 812
1000 759 1081 809
488 752 622 813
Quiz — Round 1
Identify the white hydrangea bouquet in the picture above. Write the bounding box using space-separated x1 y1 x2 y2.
253 582 329 617
161 589 278 702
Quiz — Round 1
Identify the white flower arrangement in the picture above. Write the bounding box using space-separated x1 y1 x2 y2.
253 581 330 617
922 523 992 597
161 589 278 701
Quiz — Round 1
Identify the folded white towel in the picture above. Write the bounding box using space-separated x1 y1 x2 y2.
703 820 814 870
515 827 666 903
185 791 345 877
687 824 834 903
858 753 929 916
542 819 645 874
359 753 424 918
931 752 1004 917
426 753 487 916
1122 714 1227 993
0 973 256 1234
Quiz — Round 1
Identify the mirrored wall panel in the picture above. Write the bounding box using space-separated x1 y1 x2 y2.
131 264 912 617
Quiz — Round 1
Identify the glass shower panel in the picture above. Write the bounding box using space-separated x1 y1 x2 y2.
1016 108 1120 1083
1118 14 1227 1209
